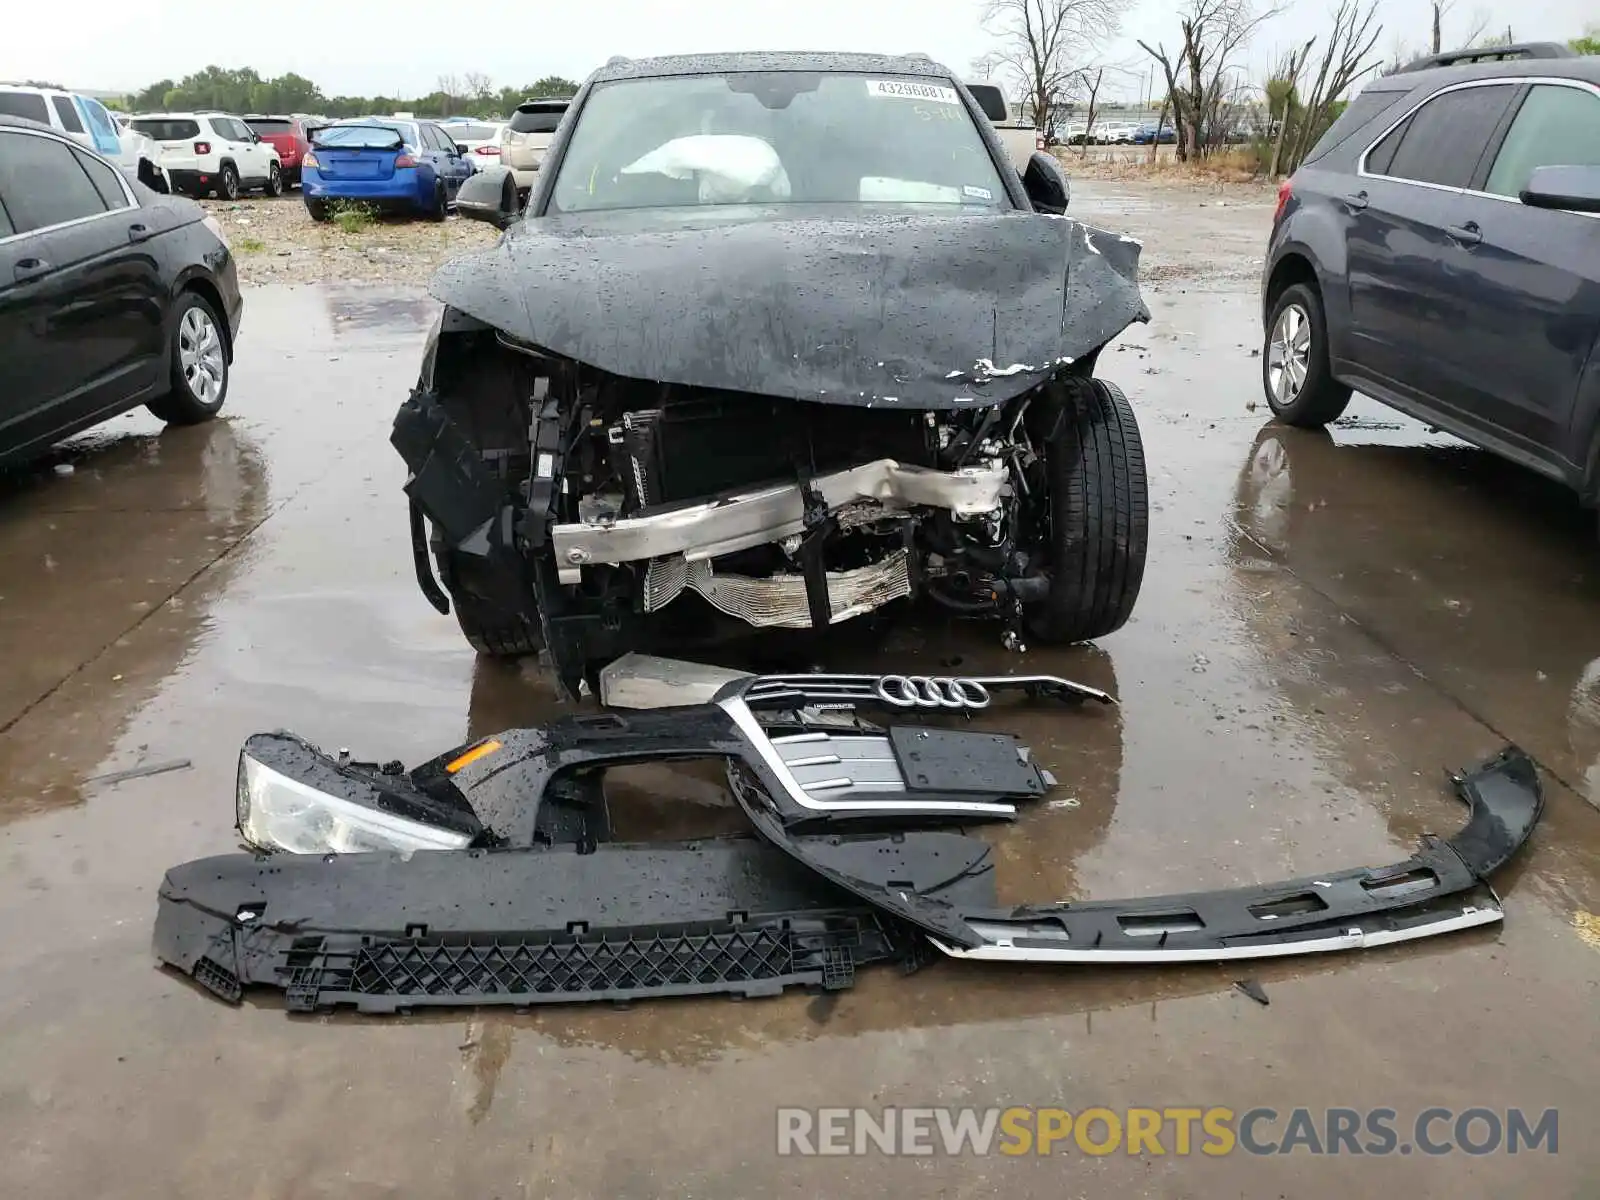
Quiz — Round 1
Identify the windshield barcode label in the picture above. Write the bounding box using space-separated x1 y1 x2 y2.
867 80 960 105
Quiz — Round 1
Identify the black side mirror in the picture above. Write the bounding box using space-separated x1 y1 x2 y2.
455 143 469 155
1520 164 1600 213
1022 150 1070 214
456 166 520 229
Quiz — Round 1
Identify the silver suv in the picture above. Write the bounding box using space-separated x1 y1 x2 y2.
499 98 569 200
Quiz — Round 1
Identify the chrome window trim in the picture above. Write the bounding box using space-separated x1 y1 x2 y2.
0 124 137 246
1358 75 1600 203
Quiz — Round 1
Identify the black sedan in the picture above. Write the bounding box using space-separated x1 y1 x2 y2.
0 115 242 469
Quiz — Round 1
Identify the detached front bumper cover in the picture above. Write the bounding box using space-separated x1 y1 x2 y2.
154 666 1543 1013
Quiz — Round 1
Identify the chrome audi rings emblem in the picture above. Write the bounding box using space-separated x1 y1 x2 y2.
875 675 992 710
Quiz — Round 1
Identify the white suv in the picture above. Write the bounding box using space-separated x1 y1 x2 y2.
500 98 570 199
128 112 283 199
0 84 168 190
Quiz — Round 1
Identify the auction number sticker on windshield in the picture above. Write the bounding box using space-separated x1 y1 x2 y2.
867 79 960 104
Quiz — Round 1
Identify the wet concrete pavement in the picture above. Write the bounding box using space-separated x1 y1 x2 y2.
1 185 1597 1197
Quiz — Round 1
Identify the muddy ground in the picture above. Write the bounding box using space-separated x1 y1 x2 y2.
0 179 1596 1198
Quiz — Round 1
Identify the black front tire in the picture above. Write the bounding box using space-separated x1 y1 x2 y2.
1025 376 1149 644
435 551 543 657
1262 282 1351 428
147 292 229 425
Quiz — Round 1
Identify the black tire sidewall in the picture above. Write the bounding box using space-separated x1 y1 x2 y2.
267 163 282 196
220 165 239 200
1262 282 1350 426
1025 377 1149 643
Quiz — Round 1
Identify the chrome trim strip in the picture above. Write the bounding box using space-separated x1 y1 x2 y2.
928 904 1502 963
1357 74 1600 196
717 693 1016 818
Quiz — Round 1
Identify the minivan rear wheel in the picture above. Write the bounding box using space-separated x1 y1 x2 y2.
1263 282 1350 428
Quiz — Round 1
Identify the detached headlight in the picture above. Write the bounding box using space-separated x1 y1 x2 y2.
236 750 472 855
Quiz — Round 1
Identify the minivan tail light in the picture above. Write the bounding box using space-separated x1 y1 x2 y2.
474 145 500 155
1274 177 1293 224
194 141 211 156
395 154 418 169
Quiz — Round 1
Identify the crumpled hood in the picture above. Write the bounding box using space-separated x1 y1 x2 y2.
429 205 1148 408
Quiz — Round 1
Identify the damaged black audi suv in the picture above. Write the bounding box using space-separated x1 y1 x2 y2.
393 52 1152 695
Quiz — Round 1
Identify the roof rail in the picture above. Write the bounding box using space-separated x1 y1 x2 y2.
1397 41 1576 73
605 55 630 67
903 52 932 60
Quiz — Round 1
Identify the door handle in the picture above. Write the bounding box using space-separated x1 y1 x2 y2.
128 222 151 243
1343 190 1369 210
13 256 50 282
1446 222 1482 246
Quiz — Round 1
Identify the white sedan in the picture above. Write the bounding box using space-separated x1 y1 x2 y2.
444 121 506 172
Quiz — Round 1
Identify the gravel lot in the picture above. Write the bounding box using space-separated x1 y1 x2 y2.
202 158 1271 289
200 194 498 286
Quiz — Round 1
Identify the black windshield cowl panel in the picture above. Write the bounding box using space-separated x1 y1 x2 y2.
429 208 1147 409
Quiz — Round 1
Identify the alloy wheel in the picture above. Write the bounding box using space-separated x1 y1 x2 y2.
1267 303 1312 404
178 307 225 405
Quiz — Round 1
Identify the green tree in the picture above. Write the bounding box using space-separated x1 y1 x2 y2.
529 75 580 97
1572 27 1600 55
130 79 174 110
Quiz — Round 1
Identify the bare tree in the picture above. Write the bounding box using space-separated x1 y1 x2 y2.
1266 38 1314 177
983 0 1132 139
1429 1 1491 53
969 52 1004 79
1147 94 1170 162
1284 0 1383 173
1073 67 1105 156
1138 0 1283 161
463 71 494 100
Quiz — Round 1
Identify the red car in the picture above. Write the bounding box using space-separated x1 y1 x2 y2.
242 114 311 186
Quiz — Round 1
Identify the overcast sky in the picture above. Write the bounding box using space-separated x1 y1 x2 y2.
6 0 1592 102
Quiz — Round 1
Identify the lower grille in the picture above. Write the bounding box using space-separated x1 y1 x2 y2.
643 549 911 627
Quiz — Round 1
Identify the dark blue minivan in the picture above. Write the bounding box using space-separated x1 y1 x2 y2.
1261 43 1600 516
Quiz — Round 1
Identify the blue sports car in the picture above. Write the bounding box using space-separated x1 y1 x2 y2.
302 118 474 221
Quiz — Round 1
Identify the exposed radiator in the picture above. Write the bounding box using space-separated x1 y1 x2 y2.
643 550 911 628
